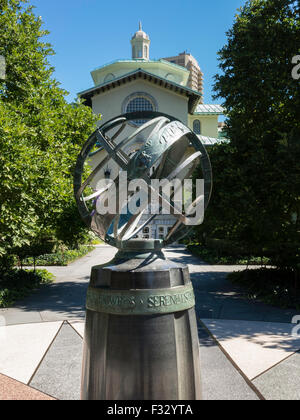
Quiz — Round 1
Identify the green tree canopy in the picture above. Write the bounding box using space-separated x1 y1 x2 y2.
0 0 99 267
196 0 300 272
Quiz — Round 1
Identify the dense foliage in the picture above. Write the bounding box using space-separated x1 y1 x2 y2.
0 268 54 307
194 0 300 279
22 244 95 267
228 268 300 309
0 0 99 270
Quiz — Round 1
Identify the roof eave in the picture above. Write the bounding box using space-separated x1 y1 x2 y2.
79 69 202 112
193 112 223 116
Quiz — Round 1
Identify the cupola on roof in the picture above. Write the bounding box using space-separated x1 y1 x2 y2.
131 22 150 60
131 22 149 40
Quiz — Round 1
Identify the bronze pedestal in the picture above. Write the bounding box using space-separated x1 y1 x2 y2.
81 240 201 400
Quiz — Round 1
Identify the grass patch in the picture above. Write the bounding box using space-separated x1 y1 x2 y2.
0 269 54 308
228 268 300 309
22 244 95 267
187 243 270 265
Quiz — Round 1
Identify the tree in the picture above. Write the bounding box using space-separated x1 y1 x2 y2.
0 0 99 268
196 0 300 273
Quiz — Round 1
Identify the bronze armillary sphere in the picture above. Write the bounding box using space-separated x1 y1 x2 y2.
74 111 212 247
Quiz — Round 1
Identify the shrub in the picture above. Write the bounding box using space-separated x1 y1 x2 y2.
228 268 300 309
0 268 54 307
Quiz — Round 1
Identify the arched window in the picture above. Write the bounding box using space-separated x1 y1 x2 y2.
193 119 201 134
122 92 158 126
126 96 153 113
144 45 148 58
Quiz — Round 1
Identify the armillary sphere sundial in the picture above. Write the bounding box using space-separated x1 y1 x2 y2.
74 111 212 401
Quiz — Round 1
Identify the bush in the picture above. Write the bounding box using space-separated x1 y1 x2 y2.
0 268 54 308
187 242 270 265
22 244 95 266
228 268 300 309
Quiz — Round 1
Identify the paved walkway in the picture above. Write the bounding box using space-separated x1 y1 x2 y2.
0 245 116 325
0 245 300 400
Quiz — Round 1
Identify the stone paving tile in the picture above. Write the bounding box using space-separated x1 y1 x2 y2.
30 322 82 400
0 321 63 384
198 327 260 401
0 308 43 326
28 322 261 401
2 317 297 401
253 351 300 400
201 319 300 380
39 309 85 322
198 326 260 400
0 373 55 400
69 321 85 338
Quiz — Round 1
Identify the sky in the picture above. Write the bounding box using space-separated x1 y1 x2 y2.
31 0 246 104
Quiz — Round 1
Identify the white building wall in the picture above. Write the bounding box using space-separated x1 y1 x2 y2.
91 79 189 131
188 114 219 138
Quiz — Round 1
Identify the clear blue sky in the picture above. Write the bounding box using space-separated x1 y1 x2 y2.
31 0 246 104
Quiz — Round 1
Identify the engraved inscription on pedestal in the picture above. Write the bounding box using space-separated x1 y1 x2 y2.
86 283 195 315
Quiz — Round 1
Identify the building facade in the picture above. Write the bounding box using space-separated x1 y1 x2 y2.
79 24 224 240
